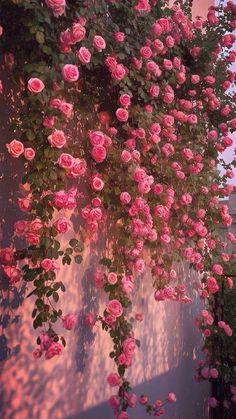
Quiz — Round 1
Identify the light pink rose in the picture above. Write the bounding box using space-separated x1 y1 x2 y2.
58 153 74 169
77 46 91 64
62 64 79 82
45 342 63 360
116 108 129 122
91 145 107 163
119 94 131 108
48 130 66 148
27 78 45 93
107 272 118 285
93 35 106 51
62 313 77 330
111 64 126 81
107 299 123 318
53 217 72 233
24 148 35 160
71 23 86 43
92 176 104 191
6 140 24 158
71 158 87 177
120 192 131 204
168 393 177 403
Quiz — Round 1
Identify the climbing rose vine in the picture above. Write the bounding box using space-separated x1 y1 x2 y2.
0 0 236 417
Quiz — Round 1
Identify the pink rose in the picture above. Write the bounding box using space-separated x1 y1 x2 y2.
107 372 122 387
84 312 95 326
191 74 200 84
71 158 87 177
41 258 53 272
2 266 22 285
140 46 152 60
107 272 118 285
209 397 218 409
111 64 126 81
168 392 177 403
45 342 63 360
92 176 104 191
53 217 72 233
116 108 129 122
48 130 66 148
6 140 24 158
93 35 106 51
62 313 77 330
24 148 35 160
0 247 14 265
120 192 131 204
59 102 74 118
27 78 45 93
71 23 86 43
62 64 79 82
77 47 91 64
91 145 107 163
89 131 105 146
107 299 123 318
213 264 223 275
114 32 125 42
58 153 74 169
119 94 131 108
121 150 132 163
33 349 42 359
45 0 65 16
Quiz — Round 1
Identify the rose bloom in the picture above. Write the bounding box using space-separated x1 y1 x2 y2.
33 348 42 359
107 299 123 318
111 64 126 81
91 176 104 191
167 392 177 403
71 158 87 177
119 94 131 108
6 140 24 158
53 217 72 233
62 313 77 330
116 108 129 122
41 258 53 272
84 312 95 326
91 145 107 163
77 46 91 64
107 373 122 387
61 64 79 82
71 22 86 43
48 130 66 148
93 35 106 51
27 78 45 93
59 101 74 119
120 191 131 204
58 153 74 169
89 130 105 146
213 264 223 275
45 342 63 360
107 272 118 285
24 148 35 160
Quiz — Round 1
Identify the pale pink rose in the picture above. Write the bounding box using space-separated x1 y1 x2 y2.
24 148 35 160
120 192 131 204
116 108 129 122
107 299 123 318
27 78 45 93
91 176 104 191
6 140 24 158
45 342 63 360
135 258 145 272
58 153 74 169
53 217 72 233
41 258 53 272
62 64 79 82
48 130 66 148
77 47 91 64
107 272 118 285
62 313 77 330
119 94 131 108
33 349 42 359
168 392 177 403
188 114 198 124
107 372 122 387
91 145 107 163
191 74 200 84
71 23 86 43
93 35 106 51
111 64 126 81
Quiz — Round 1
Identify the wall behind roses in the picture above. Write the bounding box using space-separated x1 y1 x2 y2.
0 1 213 418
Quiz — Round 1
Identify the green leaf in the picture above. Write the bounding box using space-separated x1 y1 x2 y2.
74 255 83 264
52 292 59 302
69 239 79 248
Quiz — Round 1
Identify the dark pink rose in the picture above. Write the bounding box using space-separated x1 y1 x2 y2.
91 145 107 163
45 342 63 360
27 78 45 93
107 299 123 317
116 108 129 122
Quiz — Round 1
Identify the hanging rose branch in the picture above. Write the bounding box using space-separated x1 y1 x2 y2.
0 0 236 417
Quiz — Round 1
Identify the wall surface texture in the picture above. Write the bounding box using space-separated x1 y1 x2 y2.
0 1 213 419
